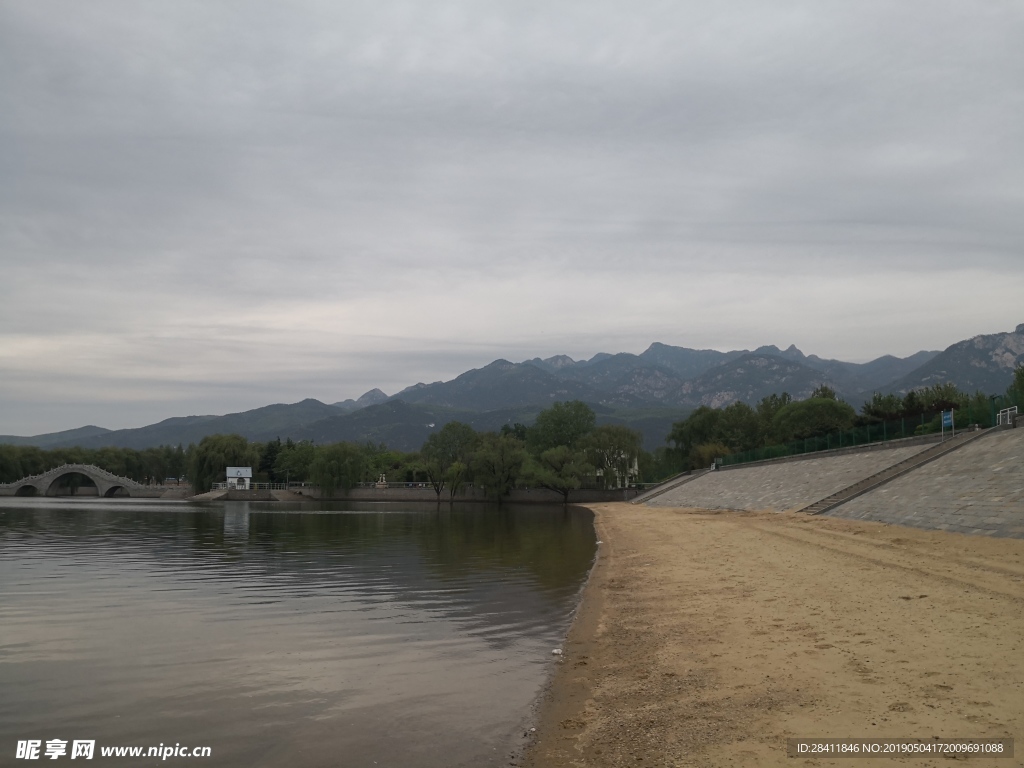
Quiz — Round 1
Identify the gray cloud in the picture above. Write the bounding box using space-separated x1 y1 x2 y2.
2 0 1022 433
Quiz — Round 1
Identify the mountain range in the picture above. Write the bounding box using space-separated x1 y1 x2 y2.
4 323 1022 452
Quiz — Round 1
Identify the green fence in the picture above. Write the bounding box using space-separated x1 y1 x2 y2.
720 391 1021 468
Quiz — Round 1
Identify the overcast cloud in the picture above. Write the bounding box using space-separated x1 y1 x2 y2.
2 0 1022 434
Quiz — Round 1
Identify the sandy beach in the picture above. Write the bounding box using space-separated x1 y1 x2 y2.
525 503 1024 768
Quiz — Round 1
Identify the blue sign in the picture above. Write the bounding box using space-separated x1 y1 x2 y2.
942 411 953 428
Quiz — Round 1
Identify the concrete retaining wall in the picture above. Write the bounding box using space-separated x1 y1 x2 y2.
290 486 640 504
647 443 933 512
827 427 1024 537
0 486 168 498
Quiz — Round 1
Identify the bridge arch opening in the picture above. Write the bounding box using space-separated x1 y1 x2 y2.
47 472 99 497
104 486 129 498
15 484 38 497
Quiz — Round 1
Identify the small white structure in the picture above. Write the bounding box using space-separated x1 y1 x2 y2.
225 466 252 490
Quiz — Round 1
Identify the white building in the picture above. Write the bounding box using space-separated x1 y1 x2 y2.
225 466 252 490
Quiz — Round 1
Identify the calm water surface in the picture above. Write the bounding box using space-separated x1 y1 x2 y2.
0 499 597 767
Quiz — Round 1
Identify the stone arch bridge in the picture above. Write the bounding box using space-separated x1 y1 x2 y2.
0 464 152 498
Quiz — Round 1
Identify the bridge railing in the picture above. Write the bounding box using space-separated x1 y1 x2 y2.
210 482 294 491
0 463 146 488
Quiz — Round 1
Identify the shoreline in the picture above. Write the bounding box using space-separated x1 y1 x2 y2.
523 505 610 766
524 503 1024 767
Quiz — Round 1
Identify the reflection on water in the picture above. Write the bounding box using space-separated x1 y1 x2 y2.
0 499 596 767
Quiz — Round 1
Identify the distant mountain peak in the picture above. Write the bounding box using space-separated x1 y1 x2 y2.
887 323 1024 394
752 344 806 360
355 388 388 407
399 382 428 391
543 354 576 368
8 327 1003 453
332 388 390 412
482 359 515 371
523 354 578 373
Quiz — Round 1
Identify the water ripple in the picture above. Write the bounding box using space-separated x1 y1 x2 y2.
0 499 595 767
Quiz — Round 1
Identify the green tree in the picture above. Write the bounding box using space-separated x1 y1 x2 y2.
810 384 838 400
861 392 905 421
901 389 923 416
0 446 24 483
1011 364 1024 399
95 447 128 478
718 401 759 452
259 438 282 481
186 434 261 493
273 439 316 483
309 442 367 497
471 434 528 501
667 406 722 466
499 422 529 441
915 383 964 413
690 441 731 469
523 445 593 504
445 460 470 499
528 401 596 453
581 425 643 489
772 398 857 443
639 446 686 483
420 422 479 500
358 442 412 482
755 392 792 446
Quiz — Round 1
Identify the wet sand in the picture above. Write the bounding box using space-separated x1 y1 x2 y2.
525 503 1024 767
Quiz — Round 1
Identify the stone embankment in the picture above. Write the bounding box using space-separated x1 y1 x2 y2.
828 426 1024 537
644 427 1023 538
189 489 307 502
186 486 639 504
283 487 639 503
646 441 935 512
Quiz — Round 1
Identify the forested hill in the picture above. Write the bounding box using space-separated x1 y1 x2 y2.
884 324 1024 395
4 324 1023 452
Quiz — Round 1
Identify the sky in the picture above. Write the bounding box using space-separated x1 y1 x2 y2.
2 1 1023 435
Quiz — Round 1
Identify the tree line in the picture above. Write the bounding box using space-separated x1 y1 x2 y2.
667 367 1024 471
0 405 642 499
0 444 187 486
182 402 645 501
3 366 1019 491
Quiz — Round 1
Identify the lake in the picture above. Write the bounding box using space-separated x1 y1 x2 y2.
0 498 597 767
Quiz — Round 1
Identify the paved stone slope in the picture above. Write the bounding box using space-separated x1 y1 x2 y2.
828 428 1024 538
646 444 932 512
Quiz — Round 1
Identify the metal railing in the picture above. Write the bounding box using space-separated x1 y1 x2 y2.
355 481 433 489
719 395 1022 469
997 406 1018 426
210 482 297 490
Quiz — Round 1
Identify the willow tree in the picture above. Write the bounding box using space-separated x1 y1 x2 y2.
309 442 367 498
420 421 478 500
471 433 528 502
528 400 596 453
581 425 643 489
523 445 593 504
186 434 260 493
